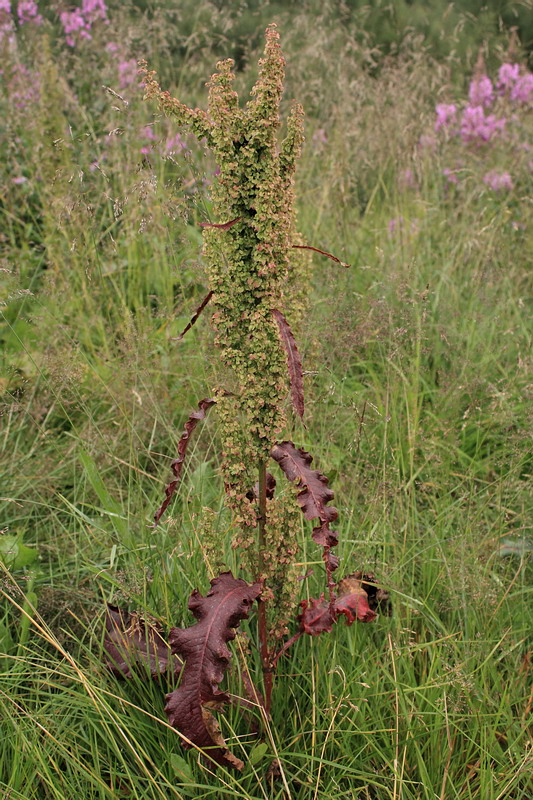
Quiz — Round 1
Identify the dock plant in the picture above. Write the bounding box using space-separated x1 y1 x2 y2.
105 25 387 771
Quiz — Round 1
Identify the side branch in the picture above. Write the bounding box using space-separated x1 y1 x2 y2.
139 60 214 145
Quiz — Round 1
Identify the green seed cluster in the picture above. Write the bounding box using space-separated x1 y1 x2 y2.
142 25 304 458
142 27 306 610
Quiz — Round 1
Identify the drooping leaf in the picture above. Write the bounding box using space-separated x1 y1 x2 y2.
298 573 384 637
165 572 261 770
298 595 335 636
312 523 339 549
356 571 391 616
174 291 213 341
291 243 351 268
272 309 304 418
104 605 182 679
154 397 216 525
334 572 378 623
270 442 337 526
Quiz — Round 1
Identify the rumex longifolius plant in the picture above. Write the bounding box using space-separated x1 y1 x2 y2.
104 25 388 772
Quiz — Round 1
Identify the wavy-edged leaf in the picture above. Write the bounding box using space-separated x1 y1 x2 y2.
270 442 337 525
165 572 261 769
271 441 339 591
298 595 335 636
104 605 182 679
272 309 304 418
335 573 377 623
298 573 382 636
154 397 216 525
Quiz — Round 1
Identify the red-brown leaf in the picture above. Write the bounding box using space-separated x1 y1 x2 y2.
104 605 182 679
312 523 339 548
270 442 337 525
298 596 335 636
291 244 351 268
154 397 216 525
246 472 276 502
334 572 377 623
165 572 261 770
272 309 304 418
174 291 213 341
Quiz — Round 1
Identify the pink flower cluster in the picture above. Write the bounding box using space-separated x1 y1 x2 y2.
468 75 493 107
435 103 457 133
483 170 513 192
460 105 505 143
435 62 532 146
6 61 40 109
0 0 42 34
60 0 108 47
118 58 137 89
17 1 42 25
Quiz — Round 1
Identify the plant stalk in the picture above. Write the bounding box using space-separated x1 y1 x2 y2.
257 458 272 713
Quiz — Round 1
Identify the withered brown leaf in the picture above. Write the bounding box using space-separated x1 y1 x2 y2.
104 605 182 679
334 572 378 623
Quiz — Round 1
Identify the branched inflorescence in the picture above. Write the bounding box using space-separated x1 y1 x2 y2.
141 25 306 583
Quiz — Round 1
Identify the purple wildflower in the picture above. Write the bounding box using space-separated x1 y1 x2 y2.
7 61 40 108
468 75 493 108
388 216 403 235
312 128 327 147
483 171 513 192
510 73 533 105
497 63 520 93
60 9 91 46
398 167 417 190
165 133 187 153
460 105 505 144
12 176 27 184
443 167 459 185
418 133 437 150
81 0 108 23
17 1 43 24
0 0 14 45
142 126 158 141
118 59 138 89
435 103 457 133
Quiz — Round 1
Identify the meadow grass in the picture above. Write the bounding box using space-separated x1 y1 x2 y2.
1 4 532 798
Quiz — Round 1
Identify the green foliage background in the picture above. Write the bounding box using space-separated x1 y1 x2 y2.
0 1 532 798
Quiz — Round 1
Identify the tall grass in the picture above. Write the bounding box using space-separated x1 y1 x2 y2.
1 2 532 798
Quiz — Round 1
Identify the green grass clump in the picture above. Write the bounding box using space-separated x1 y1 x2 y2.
1 3 532 798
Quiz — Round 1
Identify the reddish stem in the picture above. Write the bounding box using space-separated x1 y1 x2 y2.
257 460 272 714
